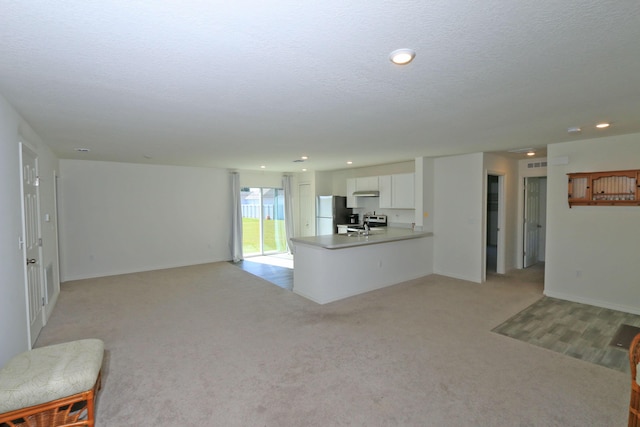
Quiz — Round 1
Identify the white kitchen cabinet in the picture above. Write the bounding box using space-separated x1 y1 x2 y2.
378 175 392 208
346 178 358 208
356 176 379 191
392 173 414 208
378 173 414 209
347 176 379 208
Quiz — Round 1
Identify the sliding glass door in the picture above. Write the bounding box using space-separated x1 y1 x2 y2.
241 187 287 256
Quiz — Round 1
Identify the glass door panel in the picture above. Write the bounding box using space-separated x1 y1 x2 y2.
241 187 261 256
262 188 286 253
242 187 287 256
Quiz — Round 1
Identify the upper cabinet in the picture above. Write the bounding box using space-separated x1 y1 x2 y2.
347 173 414 209
347 176 380 208
392 173 415 208
346 178 358 208
379 173 415 209
356 176 379 191
378 175 392 208
567 169 640 207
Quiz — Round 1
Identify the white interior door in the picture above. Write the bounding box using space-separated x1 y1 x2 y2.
523 177 541 268
299 184 314 237
20 143 44 346
538 178 547 261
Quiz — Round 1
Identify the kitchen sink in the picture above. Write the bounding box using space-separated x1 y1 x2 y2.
345 229 384 237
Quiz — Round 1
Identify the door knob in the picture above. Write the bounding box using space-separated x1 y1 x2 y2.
26 258 36 265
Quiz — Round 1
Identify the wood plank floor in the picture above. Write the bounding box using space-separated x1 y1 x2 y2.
231 259 293 290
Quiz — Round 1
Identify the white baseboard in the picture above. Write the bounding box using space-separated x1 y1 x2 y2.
433 269 482 283
61 258 228 282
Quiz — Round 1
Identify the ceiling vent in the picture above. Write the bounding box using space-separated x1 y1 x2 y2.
527 161 548 169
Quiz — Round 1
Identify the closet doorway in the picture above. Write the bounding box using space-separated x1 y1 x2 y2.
486 173 505 275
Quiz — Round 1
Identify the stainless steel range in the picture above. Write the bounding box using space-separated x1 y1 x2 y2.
346 214 387 232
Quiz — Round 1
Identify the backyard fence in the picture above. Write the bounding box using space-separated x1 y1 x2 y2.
241 204 284 220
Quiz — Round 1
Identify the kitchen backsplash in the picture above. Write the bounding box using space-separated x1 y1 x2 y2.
351 206 415 226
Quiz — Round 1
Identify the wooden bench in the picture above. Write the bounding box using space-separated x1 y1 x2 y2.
0 339 104 427
630 333 640 427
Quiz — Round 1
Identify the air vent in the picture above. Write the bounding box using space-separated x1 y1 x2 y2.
527 161 547 169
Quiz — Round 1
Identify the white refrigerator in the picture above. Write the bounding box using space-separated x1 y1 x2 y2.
316 196 350 235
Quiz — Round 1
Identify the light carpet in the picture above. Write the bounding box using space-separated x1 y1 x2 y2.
35 263 629 426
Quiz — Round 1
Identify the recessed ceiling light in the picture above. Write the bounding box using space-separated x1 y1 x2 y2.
74 148 90 152
302 168 307 172
260 165 266 169
527 150 535 156
347 161 353 165
389 48 416 65
301 156 308 160
567 127 581 134
596 122 610 129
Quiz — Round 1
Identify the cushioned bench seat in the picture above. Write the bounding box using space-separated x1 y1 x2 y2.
0 339 104 427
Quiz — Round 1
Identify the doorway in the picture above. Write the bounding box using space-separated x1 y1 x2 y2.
241 187 287 257
486 173 505 275
523 177 547 267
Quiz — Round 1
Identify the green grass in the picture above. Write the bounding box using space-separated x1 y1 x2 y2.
242 217 287 255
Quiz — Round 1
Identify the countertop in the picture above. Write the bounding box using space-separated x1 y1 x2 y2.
290 227 433 250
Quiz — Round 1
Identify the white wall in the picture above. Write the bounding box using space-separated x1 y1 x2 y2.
483 153 520 273
0 93 60 365
545 133 640 314
433 153 484 282
415 157 434 231
313 171 334 196
238 170 284 189
58 160 232 280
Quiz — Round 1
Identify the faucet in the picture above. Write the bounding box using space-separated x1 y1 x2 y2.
363 222 370 236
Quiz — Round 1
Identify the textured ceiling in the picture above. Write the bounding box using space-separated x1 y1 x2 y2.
0 1 638 172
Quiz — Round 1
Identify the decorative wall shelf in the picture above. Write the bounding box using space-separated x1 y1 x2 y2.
567 169 640 207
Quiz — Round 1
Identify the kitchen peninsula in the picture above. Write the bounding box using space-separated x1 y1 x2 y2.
291 228 433 304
